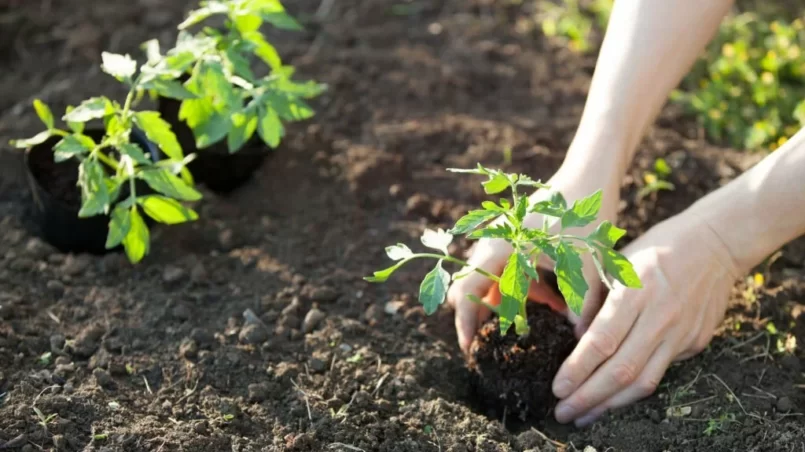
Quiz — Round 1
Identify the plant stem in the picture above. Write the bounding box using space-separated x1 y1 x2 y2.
95 149 119 171
417 253 501 282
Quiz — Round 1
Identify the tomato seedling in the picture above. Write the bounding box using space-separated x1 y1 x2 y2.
365 165 642 336
11 52 200 263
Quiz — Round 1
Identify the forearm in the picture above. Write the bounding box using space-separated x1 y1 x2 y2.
563 0 734 177
688 129 805 274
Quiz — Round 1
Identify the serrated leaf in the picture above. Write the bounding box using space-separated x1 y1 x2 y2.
106 205 131 248
499 253 528 334
78 159 110 218
242 30 282 69
139 169 202 201
119 143 152 165
599 247 642 288
589 221 627 248
468 224 513 239
138 195 199 224
178 2 228 29
267 92 314 121
561 189 603 229
11 131 51 148
531 199 566 217
533 238 558 262
517 252 539 280
515 196 528 223
133 111 183 160
63 98 112 123
194 113 231 148
421 229 453 255
555 242 587 316
262 11 303 30
101 52 137 80
122 207 150 263
364 260 407 283
481 201 505 212
227 111 258 153
226 47 256 81
449 209 499 235
233 11 263 33
33 99 54 130
385 244 413 261
482 172 510 194
257 108 283 148
54 135 91 162
419 260 450 315
142 78 197 100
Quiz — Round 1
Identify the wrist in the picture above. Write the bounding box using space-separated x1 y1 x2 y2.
561 121 638 184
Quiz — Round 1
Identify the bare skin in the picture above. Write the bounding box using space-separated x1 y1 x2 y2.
447 0 805 427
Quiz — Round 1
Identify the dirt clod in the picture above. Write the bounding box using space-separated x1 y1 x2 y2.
239 324 268 345
70 324 105 359
46 279 65 297
302 307 326 333
92 368 114 390
247 382 270 403
308 285 339 302
179 338 199 359
162 265 186 284
60 254 91 277
776 396 793 412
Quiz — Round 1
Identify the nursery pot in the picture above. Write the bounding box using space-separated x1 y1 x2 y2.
157 96 271 194
24 128 161 255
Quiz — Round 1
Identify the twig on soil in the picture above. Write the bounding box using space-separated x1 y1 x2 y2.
143 376 153 395
46 310 60 324
716 331 765 358
327 443 365 452
757 367 768 386
529 427 567 449
371 373 389 398
706 373 765 422
290 378 313 422
750 385 777 399
667 395 717 410
175 375 201 405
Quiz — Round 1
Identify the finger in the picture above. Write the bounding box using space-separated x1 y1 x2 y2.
574 282 607 338
527 270 567 313
574 342 675 428
552 288 642 400
555 304 670 423
454 294 481 354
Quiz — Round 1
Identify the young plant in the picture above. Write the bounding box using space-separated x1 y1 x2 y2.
146 0 326 153
365 165 642 336
11 52 201 263
637 157 675 200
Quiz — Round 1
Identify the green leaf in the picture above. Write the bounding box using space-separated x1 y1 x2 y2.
419 260 450 315
133 111 183 160
257 108 283 148
63 97 112 123
194 113 231 148
589 221 626 248
532 237 558 262
267 92 314 121
178 2 228 29
65 106 85 133
227 111 258 153
364 260 408 283
468 224 513 239
561 189 603 229
138 195 199 224
78 159 110 218
54 135 91 162
11 131 51 148
654 158 672 178
517 252 539 280
446 164 490 175
106 205 132 248
514 196 528 223
531 200 565 217
226 47 256 82
555 242 587 316
233 12 263 33
385 243 413 261
242 31 282 70
420 228 453 255
33 99 54 130
498 253 528 334
139 169 202 201
142 79 197 100
262 11 303 30
179 96 215 129
122 207 150 263
481 201 505 212
141 39 162 65
101 52 137 81
119 143 152 165
448 209 499 235
482 173 510 194
599 247 642 289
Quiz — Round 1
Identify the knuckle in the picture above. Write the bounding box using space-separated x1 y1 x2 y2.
586 330 619 359
636 375 661 397
610 361 639 387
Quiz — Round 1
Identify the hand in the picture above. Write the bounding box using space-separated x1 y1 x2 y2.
551 210 742 426
447 167 621 353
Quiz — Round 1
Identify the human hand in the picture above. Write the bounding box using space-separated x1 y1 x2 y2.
551 210 742 426
447 167 621 353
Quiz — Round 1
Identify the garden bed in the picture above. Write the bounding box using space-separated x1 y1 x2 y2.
0 0 803 451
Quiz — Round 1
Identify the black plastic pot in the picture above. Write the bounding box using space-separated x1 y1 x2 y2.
24 128 161 255
157 97 270 194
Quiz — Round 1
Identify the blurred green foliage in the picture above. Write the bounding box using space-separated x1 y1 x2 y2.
535 0 805 151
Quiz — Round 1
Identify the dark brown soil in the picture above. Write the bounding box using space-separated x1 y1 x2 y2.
1 0 804 451
468 303 576 424
28 136 84 208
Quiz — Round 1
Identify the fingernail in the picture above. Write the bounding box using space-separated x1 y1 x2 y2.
574 411 602 428
554 403 575 423
553 378 573 398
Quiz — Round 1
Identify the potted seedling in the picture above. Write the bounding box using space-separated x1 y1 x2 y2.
143 0 326 193
11 52 201 263
366 165 643 420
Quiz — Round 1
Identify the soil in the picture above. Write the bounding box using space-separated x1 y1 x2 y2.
1 1 804 451
157 97 270 194
468 303 577 425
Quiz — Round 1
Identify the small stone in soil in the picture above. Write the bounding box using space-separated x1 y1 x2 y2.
46 280 65 297
61 254 91 277
776 396 793 412
302 307 326 333
92 368 114 389
193 420 209 434
239 324 268 344
218 228 235 251
364 304 383 325
163 265 186 284
50 334 66 352
179 338 199 359
247 382 270 403
190 328 215 348
309 358 327 373
514 429 543 450
281 297 301 316
190 262 208 283
309 286 338 302
25 237 52 260
71 324 105 359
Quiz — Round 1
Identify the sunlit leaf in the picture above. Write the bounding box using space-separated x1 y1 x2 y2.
419 260 450 315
